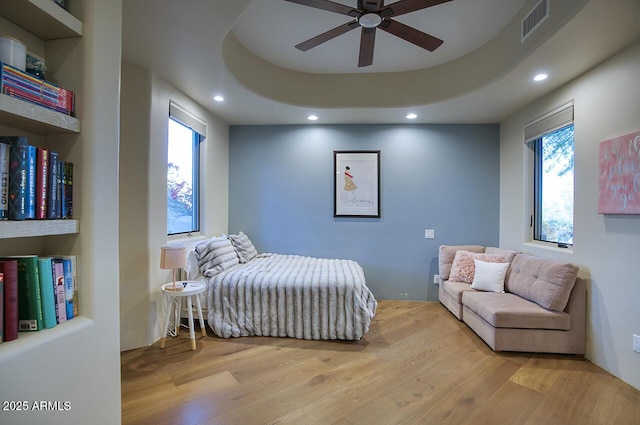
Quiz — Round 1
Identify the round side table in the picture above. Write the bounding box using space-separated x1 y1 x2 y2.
160 281 207 350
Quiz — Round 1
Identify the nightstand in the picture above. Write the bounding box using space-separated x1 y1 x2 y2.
160 281 207 350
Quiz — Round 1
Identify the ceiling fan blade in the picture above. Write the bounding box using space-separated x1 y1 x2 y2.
284 0 360 17
296 21 361 51
358 0 384 12
358 27 376 67
379 0 452 18
379 19 443 51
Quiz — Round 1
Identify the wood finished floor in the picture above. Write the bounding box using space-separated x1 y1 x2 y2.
121 301 640 425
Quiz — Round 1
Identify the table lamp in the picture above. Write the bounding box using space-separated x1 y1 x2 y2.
160 245 186 291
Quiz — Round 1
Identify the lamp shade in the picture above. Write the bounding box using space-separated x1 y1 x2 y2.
160 245 186 270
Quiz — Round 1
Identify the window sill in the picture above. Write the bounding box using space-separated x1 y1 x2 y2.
523 241 574 257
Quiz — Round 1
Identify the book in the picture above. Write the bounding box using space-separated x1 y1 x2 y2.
4 136 28 220
0 272 3 342
47 150 59 219
0 256 43 331
1 63 75 115
0 142 9 219
65 162 73 218
59 160 66 218
52 259 66 324
61 257 74 319
26 144 36 219
37 258 57 329
0 260 18 341
36 147 49 219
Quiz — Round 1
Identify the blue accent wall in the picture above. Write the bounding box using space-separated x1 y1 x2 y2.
229 124 500 301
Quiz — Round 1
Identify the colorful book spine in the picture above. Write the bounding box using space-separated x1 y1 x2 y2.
1 62 75 115
0 260 18 341
52 260 66 324
1 256 43 331
4 136 28 220
47 150 59 219
61 257 74 319
59 160 67 218
36 147 49 219
57 255 78 317
0 272 3 342
37 258 57 329
26 144 36 219
65 162 73 218
0 142 9 220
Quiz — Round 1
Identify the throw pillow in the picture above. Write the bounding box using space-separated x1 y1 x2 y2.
449 250 507 283
471 259 509 293
227 231 258 263
195 236 240 277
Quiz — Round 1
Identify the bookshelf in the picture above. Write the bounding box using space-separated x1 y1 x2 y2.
0 0 83 39
0 1 80 242
0 1 121 423
0 1 81 339
0 94 80 134
0 219 78 238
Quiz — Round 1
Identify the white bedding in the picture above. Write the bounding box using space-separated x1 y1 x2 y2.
206 253 377 340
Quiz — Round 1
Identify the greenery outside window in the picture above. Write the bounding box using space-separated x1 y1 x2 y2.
167 102 205 235
525 103 574 246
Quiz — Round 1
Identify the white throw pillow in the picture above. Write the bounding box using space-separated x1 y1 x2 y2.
471 259 510 293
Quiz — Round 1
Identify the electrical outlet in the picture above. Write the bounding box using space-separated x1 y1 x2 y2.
425 229 435 239
433 274 441 285
633 334 640 353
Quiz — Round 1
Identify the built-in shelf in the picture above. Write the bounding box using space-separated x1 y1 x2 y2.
0 316 92 363
0 0 82 39
0 94 80 134
0 219 78 239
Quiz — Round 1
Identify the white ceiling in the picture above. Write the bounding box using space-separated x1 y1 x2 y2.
121 0 640 125
232 0 527 74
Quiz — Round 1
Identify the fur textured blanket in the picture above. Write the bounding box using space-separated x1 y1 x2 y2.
206 254 377 340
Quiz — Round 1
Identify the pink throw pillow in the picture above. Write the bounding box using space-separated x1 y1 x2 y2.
449 250 507 283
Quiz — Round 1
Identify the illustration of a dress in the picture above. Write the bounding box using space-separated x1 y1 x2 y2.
344 167 357 191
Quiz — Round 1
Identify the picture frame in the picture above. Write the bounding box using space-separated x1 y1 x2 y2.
334 150 380 218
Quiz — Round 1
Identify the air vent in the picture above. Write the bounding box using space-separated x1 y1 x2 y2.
522 0 549 42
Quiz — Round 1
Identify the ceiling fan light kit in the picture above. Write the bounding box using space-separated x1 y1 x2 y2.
359 13 382 28
285 0 453 67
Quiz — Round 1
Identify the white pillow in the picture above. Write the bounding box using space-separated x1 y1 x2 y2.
471 259 509 293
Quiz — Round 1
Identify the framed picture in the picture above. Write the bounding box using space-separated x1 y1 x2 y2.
334 150 380 217
598 130 640 214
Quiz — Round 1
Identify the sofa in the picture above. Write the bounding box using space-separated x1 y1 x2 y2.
438 245 586 355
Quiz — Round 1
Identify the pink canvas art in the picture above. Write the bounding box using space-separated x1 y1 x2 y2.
598 130 640 214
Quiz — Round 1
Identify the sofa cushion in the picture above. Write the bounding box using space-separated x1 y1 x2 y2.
449 251 508 284
471 260 509 293
442 279 476 303
505 254 579 312
462 291 571 330
484 247 519 263
438 245 485 280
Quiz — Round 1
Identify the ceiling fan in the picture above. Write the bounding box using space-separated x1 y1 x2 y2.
284 0 453 67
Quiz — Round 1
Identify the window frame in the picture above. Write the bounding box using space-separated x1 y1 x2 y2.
524 102 575 248
167 102 206 237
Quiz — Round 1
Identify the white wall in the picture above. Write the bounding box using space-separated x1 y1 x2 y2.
500 39 640 390
119 64 229 351
0 1 123 424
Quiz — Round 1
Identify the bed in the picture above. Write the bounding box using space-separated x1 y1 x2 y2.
186 233 377 341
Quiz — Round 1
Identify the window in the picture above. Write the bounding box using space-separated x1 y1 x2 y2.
525 103 574 246
167 102 205 235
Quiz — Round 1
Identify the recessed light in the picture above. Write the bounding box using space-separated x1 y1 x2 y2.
307 115 318 121
406 113 417 120
533 73 548 82
213 95 224 102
